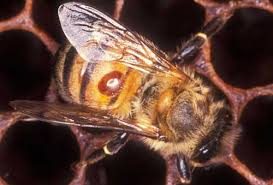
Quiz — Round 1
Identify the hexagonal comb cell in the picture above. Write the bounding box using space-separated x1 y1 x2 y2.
0 0 272 185
211 8 273 88
0 30 51 110
0 121 80 185
120 0 205 51
235 96 273 180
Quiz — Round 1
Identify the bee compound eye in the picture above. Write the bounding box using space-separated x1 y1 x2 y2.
98 71 124 96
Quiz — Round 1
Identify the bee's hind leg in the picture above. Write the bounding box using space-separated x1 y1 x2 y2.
172 16 227 66
176 154 192 184
83 132 129 165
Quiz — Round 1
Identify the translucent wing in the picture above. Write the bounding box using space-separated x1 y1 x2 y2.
10 100 161 139
58 2 182 77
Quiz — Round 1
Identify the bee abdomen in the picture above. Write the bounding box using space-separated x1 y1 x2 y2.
54 43 141 111
54 44 72 102
54 44 87 103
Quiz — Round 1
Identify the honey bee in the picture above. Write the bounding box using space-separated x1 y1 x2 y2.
10 2 240 184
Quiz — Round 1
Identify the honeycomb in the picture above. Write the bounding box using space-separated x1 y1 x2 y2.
0 0 272 185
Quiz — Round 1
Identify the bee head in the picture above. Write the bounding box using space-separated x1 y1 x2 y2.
164 88 237 163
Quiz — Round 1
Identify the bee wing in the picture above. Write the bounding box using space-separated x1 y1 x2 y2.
10 100 161 139
58 2 180 76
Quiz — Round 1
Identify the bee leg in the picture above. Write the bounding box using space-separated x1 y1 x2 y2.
176 155 192 184
84 133 129 165
172 16 226 66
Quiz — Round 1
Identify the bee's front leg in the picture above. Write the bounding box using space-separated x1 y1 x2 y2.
176 155 192 184
83 133 129 165
172 16 227 66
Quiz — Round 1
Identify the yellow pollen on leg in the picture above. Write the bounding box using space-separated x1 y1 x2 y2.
103 145 114 155
196 32 208 41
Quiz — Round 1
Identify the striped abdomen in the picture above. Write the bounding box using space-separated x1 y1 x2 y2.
54 44 143 112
